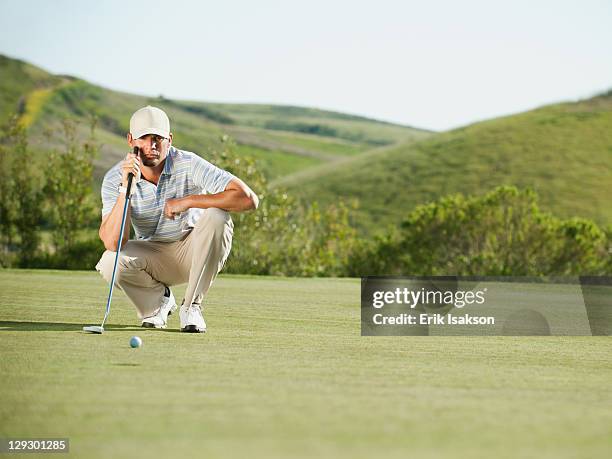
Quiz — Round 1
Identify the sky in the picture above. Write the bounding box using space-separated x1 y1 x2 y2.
1 0 611 131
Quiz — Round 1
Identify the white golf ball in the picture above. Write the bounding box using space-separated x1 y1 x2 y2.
130 336 142 348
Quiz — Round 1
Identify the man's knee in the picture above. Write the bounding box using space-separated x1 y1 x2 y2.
95 250 145 282
196 208 233 234
96 250 113 282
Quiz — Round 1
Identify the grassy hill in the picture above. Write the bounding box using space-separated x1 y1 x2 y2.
3 54 609 235
0 54 67 122
0 55 429 184
281 92 612 233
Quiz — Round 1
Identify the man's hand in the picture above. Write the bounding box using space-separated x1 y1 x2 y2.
164 197 190 220
122 149 141 186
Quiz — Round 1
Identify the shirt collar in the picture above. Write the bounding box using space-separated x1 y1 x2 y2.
161 146 176 176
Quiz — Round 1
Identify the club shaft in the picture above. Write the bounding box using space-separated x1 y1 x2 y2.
100 171 135 327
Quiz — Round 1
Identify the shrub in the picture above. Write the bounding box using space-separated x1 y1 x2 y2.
209 137 359 276
366 186 610 276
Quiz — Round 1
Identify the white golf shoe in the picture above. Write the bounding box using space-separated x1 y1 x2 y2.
180 302 207 333
141 289 177 329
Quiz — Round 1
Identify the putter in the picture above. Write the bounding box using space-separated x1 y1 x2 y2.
83 147 139 334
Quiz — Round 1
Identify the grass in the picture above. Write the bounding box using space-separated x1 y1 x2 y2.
225 125 365 160
286 93 612 233
0 54 64 122
202 102 430 145
233 144 323 179
1 269 610 458
250 129 370 157
17 87 56 128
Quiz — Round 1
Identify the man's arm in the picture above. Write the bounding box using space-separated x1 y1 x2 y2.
99 151 140 251
99 194 132 251
164 178 258 219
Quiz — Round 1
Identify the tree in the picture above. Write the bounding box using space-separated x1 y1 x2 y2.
0 118 18 265
44 119 99 255
0 116 44 266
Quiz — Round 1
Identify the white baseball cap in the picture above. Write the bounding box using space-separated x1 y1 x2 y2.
129 106 170 139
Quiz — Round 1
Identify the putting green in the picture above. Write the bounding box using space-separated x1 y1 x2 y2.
0 270 610 458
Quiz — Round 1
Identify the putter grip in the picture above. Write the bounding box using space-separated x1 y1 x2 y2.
126 146 138 197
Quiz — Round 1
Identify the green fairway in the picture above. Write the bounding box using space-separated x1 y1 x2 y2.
0 270 610 458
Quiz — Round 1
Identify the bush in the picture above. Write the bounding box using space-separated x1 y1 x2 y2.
264 120 338 137
208 137 360 276
366 186 610 276
28 236 105 270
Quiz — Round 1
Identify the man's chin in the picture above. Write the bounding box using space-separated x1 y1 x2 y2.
142 157 160 167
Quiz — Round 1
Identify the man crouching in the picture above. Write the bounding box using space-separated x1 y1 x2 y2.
96 106 258 333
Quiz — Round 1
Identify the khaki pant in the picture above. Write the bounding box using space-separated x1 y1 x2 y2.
95 208 233 319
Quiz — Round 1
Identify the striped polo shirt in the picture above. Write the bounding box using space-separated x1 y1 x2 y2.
101 146 235 242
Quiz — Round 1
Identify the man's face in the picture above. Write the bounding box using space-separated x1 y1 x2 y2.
130 133 172 167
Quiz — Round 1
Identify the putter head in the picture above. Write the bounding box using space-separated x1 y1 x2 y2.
83 325 104 334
